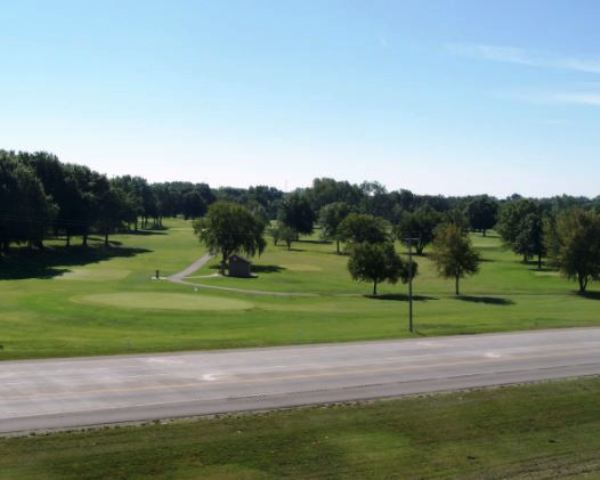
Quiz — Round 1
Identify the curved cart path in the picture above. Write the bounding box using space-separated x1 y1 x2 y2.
168 253 215 282
167 253 319 297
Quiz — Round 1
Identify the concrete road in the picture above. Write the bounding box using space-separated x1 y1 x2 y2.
2 328 600 434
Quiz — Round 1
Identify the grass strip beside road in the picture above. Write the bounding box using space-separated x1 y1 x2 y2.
1 377 600 479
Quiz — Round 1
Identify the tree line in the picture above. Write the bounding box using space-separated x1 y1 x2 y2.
197 183 600 295
2 150 599 293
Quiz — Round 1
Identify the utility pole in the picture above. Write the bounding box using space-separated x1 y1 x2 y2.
405 237 418 333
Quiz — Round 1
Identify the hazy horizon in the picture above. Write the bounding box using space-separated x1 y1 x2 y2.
2 0 600 197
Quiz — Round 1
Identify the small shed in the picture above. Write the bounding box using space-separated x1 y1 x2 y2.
228 254 252 278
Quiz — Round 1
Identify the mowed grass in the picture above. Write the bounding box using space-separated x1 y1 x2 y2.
2 377 600 479
0 219 599 360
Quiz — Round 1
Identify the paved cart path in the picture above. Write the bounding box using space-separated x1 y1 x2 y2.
1 328 600 434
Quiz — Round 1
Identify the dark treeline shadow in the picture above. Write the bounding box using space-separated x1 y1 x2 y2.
368 293 439 302
0 245 152 280
251 265 286 273
455 295 514 306
297 239 332 245
579 291 600 301
208 264 286 274
126 229 168 236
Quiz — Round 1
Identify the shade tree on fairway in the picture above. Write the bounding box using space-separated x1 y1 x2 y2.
515 212 546 270
393 205 443 255
347 242 417 296
497 199 545 263
318 202 353 254
269 222 297 250
0 152 55 251
338 213 390 248
432 223 480 295
278 192 316 235
194 201 266 274
444 207 470 232
465 195 498 236
545 208 600 293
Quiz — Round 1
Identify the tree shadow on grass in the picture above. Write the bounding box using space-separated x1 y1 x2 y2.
455 295 515 306
251 264 286 273
0 245 152 280
209 264 286 274
297 239 332 245
579 291 600 301
127 229 168 236
367 293 439 302
528 266 556 272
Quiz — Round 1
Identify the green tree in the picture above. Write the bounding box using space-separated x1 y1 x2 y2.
96 186 131 246
514 212 546 269
432 224 480 295
0 152 54 251
268 222 297 250
347 242 416 296
194 201 266 274
498 199 544 263
466 196 498 236
545 208 600 293
318 202 352 253
338 213 390 247
394 205 443 255
279 192 316 235
445 207 469 232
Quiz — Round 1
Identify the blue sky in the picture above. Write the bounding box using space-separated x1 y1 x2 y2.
1 0 599 197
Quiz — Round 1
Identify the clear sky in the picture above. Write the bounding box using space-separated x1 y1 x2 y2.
1 0 599 197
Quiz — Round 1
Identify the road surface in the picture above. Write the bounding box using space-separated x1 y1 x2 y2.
2 328 600 434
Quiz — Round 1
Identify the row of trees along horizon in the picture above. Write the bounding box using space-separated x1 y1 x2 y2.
2 150 600 293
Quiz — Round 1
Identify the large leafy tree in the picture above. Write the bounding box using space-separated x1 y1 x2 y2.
182 190 208 219
279 192 316 235
338 213 390 246
545 208 600 293
308 178 364 212
347 242 416 296
0 152 54 250
96 185 131 246
318 202 352 254
194 201 266 274
394 205 443 255
497 199 544 263
466 196 498 236
432 223 480 295
514 212 546 269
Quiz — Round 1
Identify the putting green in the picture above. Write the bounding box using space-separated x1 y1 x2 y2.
74 292 254 311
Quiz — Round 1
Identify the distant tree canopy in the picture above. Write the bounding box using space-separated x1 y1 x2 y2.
394 205 443 255
338 213 390 246
3 147 600 278
465 195 498 236
318 202 353 254
432 223 480 295
278 192 316 235
193 201 266 274
545 208 600 293
347 242 416 296
0 152 53 250
497 199 546 265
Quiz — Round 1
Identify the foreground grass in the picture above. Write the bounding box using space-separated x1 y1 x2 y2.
2 377 600 479
0 219 599 360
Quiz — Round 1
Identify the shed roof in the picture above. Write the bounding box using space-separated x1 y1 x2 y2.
229 254 251 264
